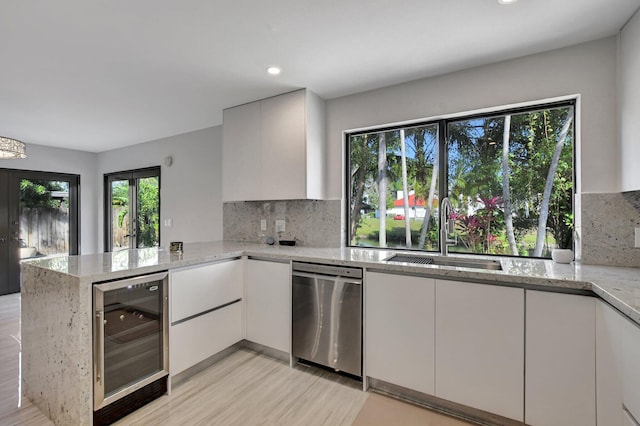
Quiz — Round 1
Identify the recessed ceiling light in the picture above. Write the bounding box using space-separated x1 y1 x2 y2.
266 66 281 75
498 0 517 4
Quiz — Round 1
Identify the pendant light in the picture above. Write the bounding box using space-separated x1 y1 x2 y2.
0 136 27 159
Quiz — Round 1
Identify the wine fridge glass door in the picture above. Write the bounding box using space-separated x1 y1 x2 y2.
93 271 169 410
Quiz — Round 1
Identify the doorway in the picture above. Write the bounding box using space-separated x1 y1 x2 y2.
104 167 160 252
0 169 79 295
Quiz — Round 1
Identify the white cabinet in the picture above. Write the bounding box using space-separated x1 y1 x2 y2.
596 300 625 426
170 259 243 323
365 271 435 395
435 280 524 421
170 302 242 375
222 89 326 202
526 291 596 426
221 101 261 202
597 298 640 426
169 259 244 376
245 259 290 353
620 309 640 422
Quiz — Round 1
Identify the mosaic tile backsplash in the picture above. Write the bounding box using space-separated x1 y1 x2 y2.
581 190 640 267
223 199 341 247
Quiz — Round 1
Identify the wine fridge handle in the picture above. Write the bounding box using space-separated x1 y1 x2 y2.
95 310 105 386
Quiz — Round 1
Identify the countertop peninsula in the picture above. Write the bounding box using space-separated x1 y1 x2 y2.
19 241 640 425
23 240 640 325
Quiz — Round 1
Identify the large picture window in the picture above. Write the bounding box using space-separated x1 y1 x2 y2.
347 101 575 258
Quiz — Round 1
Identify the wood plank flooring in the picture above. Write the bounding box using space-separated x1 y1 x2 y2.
0 293 472 426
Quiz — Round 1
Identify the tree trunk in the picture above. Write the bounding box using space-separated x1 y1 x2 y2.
350 136 367 241
533 106 574 256
400 130 412 247
501 115 519 255
418 152 438 249
378 132 387 247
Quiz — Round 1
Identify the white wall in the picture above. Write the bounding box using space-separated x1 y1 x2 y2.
620 9 640 192
326 37 619 199
0 144 99 254
96 126 223 250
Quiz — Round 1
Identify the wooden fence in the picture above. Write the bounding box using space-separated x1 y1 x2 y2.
20 208 69 257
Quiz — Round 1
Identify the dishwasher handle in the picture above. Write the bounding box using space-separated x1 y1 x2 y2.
292 270 362 285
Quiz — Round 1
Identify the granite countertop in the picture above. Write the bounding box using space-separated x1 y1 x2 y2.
22 241 640 326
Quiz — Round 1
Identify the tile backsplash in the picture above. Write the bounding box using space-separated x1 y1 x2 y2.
581 190 640 267
223 200 341 247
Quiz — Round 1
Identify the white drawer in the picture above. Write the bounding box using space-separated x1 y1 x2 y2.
170 301 242 375
170 259 243 322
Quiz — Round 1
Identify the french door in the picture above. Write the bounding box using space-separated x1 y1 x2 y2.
0 169 79 295
105 167 160 252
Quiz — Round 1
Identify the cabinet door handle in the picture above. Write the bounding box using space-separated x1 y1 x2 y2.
95 311 105 386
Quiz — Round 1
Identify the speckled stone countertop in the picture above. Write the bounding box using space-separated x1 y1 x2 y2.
22 241 640 326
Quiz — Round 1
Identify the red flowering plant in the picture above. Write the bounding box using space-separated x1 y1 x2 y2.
453 195 506 254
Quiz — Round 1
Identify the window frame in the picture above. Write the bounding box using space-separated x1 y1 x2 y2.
345 98 577 258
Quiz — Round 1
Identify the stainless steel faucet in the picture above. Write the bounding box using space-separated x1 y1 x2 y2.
440 197 456 256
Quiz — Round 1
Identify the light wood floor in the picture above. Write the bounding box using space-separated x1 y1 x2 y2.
0 293 472 426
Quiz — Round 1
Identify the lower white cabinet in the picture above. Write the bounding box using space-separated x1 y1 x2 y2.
620 306 640 422
526 290 596 426
170 259 243 322
170 302 242 375
596 301 640 426
435 280 524 421
365 271 435 395
169 259 244 376
596 300 625 425
245 259 290 353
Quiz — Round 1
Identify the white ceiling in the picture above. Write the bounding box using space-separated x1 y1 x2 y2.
1 0 639 153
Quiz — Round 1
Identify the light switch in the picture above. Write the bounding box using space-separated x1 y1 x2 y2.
164 218 173 228
635 227 640 248
260 219 267 231
276 219 286 233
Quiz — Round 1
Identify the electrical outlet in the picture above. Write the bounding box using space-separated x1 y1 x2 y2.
635 227 640 248
276 219 286 233
260 219 267 231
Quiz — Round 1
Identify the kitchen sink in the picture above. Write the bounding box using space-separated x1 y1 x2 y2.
384 254 502 271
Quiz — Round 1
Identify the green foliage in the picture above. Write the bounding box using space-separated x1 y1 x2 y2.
20 180 68 208
110 177 159 248
137 177 159 248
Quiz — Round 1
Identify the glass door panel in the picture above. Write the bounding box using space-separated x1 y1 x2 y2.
110 179 132 251
135 176 159 248
105 167 160 252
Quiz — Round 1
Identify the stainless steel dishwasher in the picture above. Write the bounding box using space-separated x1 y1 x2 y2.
291 262 362 377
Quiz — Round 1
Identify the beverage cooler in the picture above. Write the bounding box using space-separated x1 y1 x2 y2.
93 271 169 425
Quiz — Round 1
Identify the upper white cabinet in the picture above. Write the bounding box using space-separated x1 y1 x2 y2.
221 101 262 202
245 258 291 353
365 271 435 395
222 89 326 201
526 290 596 426
435 280 524 421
